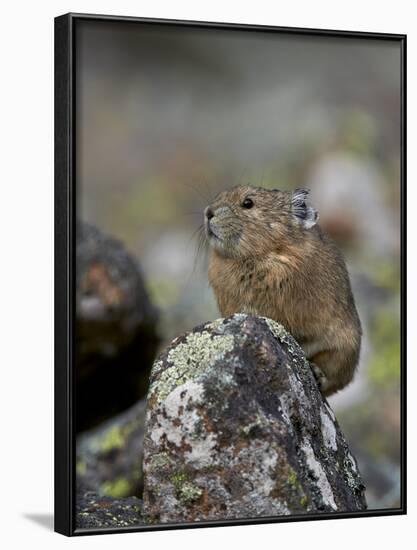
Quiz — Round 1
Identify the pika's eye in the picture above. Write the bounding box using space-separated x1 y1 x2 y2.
242 198 254 209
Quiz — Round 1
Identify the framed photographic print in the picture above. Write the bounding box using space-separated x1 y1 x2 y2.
54 13 406 536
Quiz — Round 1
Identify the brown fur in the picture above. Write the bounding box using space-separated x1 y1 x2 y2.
205 185 361 396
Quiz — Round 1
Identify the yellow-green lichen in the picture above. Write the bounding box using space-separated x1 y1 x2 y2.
205 318 226 331
262 317 288 341
171 472 203 504
90 415 141 454
98 426 125 453
262 317 309 370
286 467 309 511
179 482 203 504
149 330 235 403
101 477 133 498
171 472 188 488
287 468 298 486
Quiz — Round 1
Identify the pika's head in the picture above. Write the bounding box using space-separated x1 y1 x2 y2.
204 186 319 259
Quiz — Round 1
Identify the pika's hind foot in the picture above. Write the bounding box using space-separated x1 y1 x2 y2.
311 363 330 394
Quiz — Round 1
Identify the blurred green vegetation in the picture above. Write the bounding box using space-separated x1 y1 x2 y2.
371 262 401 294
368 309 401 391
147 278 181 309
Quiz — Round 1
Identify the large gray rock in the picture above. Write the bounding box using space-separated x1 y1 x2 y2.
143 314 366 523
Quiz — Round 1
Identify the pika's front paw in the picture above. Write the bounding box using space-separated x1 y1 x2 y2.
311 363 330 394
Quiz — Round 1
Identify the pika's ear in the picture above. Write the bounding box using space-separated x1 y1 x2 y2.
291 189 319 229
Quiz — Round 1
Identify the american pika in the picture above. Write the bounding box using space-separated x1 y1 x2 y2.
204 185 361 396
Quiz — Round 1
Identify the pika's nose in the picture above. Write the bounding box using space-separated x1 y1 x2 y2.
205 207 214 220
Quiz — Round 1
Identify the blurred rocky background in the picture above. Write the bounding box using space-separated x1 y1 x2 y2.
76 222 159 431
75 20 402 511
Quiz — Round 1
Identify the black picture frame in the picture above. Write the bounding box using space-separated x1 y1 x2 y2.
54 12 407 537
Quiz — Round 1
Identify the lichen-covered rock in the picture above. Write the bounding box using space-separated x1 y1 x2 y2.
76 222 159 431
76 492 143 529
142 314 366 523
76 400 146 499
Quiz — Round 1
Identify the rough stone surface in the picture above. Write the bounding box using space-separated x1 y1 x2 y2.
76 492 143 529
76 222 159 431
77 399 146 499
143 314 366 523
